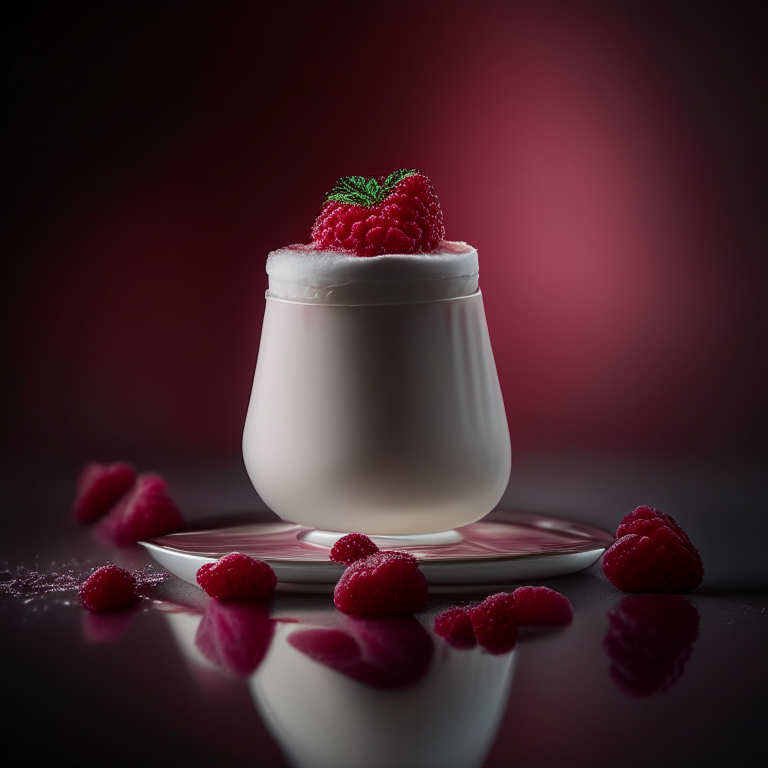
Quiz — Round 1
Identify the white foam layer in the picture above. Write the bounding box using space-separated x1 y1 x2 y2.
266 241 479 305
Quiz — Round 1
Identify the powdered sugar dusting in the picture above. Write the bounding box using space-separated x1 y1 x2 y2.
0 560 169 607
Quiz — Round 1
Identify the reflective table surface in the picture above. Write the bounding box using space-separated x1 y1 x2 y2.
3 459 766 768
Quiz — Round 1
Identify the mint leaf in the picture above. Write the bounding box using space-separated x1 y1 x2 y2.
326 175 375 206
381 168 419 195
325 169 420 207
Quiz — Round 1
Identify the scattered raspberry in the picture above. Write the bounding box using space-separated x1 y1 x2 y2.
289 614 433 689
196 552 277 601
512 586 573 626
73 462 136 523
79 565 139 612
602 506 704 593
99 473 184 546
433 607 476 649
334 551 429 616
603 594 701 696
469 592 519 654
195 599 275 677
330 533 380 565
311 169 445 257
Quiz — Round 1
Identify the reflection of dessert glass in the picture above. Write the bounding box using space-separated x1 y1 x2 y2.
250 619 516 768
242 172 511 536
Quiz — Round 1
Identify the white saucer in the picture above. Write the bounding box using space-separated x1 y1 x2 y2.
140 509 613 594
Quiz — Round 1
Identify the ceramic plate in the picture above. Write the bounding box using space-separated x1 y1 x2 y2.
140 509 614 593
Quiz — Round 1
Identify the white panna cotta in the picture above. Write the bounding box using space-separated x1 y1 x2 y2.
242 241 510 535
266 241 479 305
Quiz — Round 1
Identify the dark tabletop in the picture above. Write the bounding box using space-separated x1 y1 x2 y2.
3 459 766 768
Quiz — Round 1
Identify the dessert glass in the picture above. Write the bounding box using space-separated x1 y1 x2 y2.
242 246 511 536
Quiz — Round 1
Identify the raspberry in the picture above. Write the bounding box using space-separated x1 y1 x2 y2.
469 592 519 654
73 462 136 523
333 551 429 616
195 599 275 677
603 594 700 696
602 506 704 593
311 169 445 257
288 614 433 689
433 607 476 649
196 552 277 601
512 586 573 626
80 565 139 612
329 533 380 565
99 473 184 546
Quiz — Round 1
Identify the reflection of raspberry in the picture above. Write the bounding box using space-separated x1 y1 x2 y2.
195 599 274 677
434 607 476 649
99 474 184 546
80 565 139 612
289 614 433 689
603 506 704 593
470 593 518 654
334 551 429 616
513 586 573 626
330 533 379 565
196 553 277 601
311 170 445 257
74 462 135 523
603 594 700 696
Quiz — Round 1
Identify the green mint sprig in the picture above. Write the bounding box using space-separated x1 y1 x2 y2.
325 169 419 207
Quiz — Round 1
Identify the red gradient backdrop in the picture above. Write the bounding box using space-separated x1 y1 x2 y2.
4 1 766 465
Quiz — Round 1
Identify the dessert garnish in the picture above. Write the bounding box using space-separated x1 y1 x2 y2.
196 552 278 601
602 506 704 593
98 473 184 546
329 532 380 565
603 594 701 696
512 586 574 626
469 592 519 655
79 565 139 612
433 607 477 649
434 587 574 653
311 169 445 257
73 462 136 523
333 551 429 616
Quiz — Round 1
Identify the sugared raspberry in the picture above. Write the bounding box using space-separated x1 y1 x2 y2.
512 586 573 626
99 473 184 546
334 551 429 616
434 607 476 649
196 552 277 601
603 594 701 696
330 533 379 565
73 462 136 523
602 506 704 593
469 592 519 654
195 599 275 677
80 565 139 612
311 169 445 257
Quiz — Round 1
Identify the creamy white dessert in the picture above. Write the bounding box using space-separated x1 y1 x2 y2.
244 169 510 535
243 245 510 534
266 241 479 305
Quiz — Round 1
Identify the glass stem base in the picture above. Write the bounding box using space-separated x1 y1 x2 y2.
298 528 464 548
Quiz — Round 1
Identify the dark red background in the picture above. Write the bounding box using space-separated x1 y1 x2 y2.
4 1 766 466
